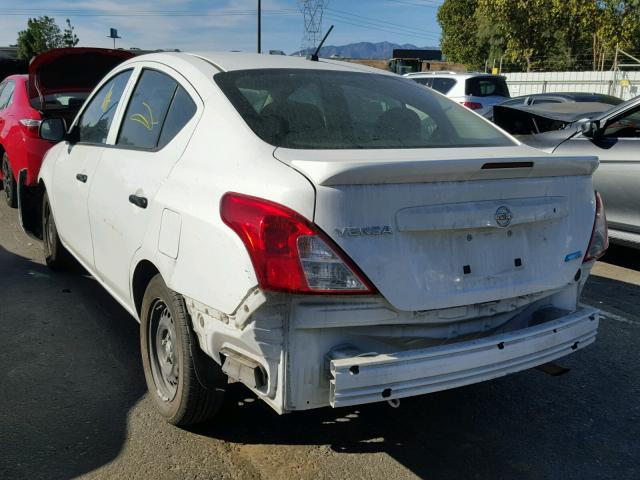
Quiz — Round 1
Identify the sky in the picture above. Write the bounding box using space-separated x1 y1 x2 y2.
0 0 443 54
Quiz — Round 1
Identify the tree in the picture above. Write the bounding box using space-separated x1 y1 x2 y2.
438 0 640 72
16 16 80 60
437 0 489 71
62 19 79 48
476 0 559 72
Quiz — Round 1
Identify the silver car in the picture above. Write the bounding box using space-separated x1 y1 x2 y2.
509 95 640 248
405 72 510 116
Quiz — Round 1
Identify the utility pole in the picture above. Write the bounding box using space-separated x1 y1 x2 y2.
257 0 262 53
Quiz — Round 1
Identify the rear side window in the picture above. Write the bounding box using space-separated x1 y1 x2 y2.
78 70 132 144
0 80 15 109
431 78 456 94
157 86 197 149
465 77 510 98
412 78 433 88
118 70 177 149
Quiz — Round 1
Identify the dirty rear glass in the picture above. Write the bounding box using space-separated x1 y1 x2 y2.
214 69 515 149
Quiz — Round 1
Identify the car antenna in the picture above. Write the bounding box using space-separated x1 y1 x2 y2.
307 25 334 62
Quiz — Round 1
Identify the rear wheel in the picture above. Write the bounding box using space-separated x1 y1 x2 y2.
140 274 225 426
42 191 72 270
1 153 17 208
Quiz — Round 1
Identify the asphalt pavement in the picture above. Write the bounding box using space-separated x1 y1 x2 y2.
0 199 638 480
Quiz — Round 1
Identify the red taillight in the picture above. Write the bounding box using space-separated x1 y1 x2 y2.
460 101 483 110
19 118 42 138
220 192 376 294
584 191 608 262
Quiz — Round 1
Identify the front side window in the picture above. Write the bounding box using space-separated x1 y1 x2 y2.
118 69 180 149
604 106 640 138
0 80 15 110
215 69 515 150
78 70 132 144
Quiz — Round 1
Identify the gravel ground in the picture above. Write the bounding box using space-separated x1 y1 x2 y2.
0 199 638 480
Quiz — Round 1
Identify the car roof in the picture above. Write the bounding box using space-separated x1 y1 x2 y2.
127 51 394 76
405 72 503 79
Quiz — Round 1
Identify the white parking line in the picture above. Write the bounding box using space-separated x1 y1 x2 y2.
582 303 640 326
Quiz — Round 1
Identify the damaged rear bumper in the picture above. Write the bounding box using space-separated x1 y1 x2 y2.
329 306 599 408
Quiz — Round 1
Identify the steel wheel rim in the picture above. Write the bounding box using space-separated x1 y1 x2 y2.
148 299 179 402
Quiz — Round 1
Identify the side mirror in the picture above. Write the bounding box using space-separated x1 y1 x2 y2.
580 120 601 139
39 118 66 142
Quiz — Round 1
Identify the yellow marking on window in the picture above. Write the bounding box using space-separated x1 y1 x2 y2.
101 85 114 112
129 101 158 131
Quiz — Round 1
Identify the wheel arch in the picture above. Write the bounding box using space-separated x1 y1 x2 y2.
132 259 161 319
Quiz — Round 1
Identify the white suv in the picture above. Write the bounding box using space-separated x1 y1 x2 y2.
406 72 510 115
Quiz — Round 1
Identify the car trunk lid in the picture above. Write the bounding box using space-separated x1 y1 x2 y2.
275 146 598 312
28 48 134 112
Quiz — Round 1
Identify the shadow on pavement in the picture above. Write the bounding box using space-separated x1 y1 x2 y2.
0 243 638 479
189 272 640 479
0 246 146 480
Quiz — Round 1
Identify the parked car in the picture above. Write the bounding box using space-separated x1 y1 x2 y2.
22 52 606 426
505 95 640 248
0 48 133 207
492 101 615 135
404 71 510 115
484 92 623 121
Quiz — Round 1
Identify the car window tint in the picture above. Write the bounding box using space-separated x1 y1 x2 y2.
604 106 640 138
157 86 197 149
78 70 132 144
118 69 178 149
215 69 514 150
431 78 456 94
465 77 510 97
0 80 15 109
412 78 433 88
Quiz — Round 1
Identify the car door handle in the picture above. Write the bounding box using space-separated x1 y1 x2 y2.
76 173 88 183
129 194 148 209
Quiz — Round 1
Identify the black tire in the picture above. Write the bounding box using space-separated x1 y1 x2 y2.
42 190 72 270
140 274 225 426
2 153 17 208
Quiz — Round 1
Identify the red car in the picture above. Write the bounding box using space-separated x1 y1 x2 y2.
0 48 133 207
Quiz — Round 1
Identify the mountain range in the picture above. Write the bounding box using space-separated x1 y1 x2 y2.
290 41 438 59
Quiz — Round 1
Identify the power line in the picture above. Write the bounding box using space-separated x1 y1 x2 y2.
327 7 440 38
0 9 299 17
325 13 439 42
385 0 443 8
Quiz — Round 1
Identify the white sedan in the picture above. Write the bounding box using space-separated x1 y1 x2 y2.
22 52 607 426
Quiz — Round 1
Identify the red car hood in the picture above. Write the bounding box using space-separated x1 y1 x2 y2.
29 48 134 110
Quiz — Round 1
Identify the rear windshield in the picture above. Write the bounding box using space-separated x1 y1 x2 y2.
465 76 510 98
41 92 89 110
215 69 515 150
